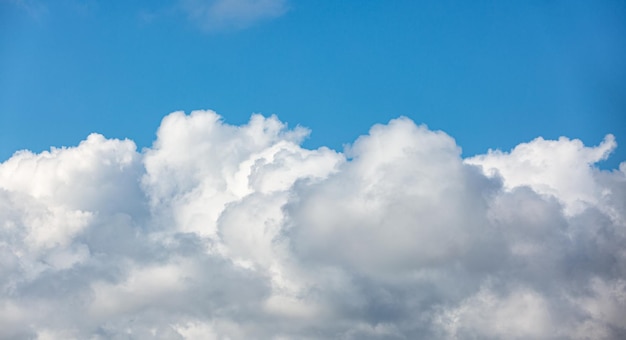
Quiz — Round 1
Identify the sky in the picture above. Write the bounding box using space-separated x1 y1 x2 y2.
1 0 626 339
1 0 625 166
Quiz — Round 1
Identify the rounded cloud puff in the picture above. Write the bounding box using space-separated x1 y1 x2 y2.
0 110 624 339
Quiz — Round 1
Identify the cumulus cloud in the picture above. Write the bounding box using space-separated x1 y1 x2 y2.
179 0 289 31
0 110 625 339
2 0 48 18
466 134 617 215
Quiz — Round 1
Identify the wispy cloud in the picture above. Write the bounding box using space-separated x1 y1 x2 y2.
2 0 48 19
0 110 625 338
179 0 289 31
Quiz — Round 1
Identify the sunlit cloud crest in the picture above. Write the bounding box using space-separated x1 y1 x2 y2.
0 110 624 339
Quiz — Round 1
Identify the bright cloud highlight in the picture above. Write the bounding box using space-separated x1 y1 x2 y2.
0 110 625 339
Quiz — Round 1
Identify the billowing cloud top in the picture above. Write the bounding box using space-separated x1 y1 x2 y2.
1 110 625 339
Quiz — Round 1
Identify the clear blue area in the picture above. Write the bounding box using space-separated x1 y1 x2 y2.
1 0 625 168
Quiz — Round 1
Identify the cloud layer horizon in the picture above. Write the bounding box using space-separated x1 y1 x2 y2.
1 110 625 339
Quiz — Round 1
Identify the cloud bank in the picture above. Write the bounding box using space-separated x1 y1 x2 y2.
1 110 625 339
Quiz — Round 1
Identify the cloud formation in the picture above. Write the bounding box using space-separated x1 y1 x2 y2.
179 0 288 31
1 110 625 339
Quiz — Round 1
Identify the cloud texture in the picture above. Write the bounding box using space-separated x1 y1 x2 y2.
180 0 288 31
1 110 625 339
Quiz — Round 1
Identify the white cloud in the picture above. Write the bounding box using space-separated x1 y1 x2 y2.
0 110 625 339
435 286 554 339
466 134 617 215
287 118 495 276
179 0 289 31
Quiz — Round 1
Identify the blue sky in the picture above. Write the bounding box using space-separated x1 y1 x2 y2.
1 0 625 167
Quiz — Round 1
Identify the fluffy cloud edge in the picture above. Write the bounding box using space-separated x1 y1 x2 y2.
0 110 625 339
